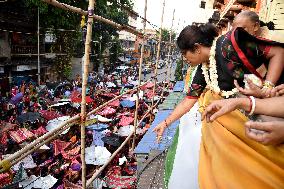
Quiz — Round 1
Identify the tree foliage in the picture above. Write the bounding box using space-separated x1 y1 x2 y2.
161 28 177 42
91 0 133 71
24 0 134 78
175 58 183 81
24 0 86 30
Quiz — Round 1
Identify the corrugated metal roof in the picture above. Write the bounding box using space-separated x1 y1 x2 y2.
158 92 185 110
172 81 185 92
134 110 179 154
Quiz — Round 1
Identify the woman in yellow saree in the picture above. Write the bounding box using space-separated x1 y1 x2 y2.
153 23 284 189
198 91 284 189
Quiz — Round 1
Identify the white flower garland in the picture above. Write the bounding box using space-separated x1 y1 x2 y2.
201 38 238 98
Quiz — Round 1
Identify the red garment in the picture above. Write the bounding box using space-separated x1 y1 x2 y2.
23 96 30 104
9 128 34 143
108 99 120 107
52 140 71 156
0 173 12 187
104 166 136 189
122 76 127 84
32 126 47 136
140 82 154 90
0 132 8 146
70 90 81 99
62 146 80 160
39 110 63 120
71 96 93 103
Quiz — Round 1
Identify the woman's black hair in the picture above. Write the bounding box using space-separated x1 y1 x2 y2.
177 23 218 52
260 20 275 30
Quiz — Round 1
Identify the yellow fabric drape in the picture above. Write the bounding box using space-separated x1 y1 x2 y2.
198 91 284 189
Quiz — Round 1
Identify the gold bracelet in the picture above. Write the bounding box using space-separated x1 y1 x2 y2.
262 80 275 89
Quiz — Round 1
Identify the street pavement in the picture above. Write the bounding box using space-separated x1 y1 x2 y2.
143 61 177 82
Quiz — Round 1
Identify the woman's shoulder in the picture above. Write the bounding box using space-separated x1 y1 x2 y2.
216 34 226 45
263 29 284 43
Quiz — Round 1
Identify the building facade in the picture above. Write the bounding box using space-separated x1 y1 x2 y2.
0 1 57 91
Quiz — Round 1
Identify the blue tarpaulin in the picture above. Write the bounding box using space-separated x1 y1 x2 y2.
10 92 23 104
120 100 135 108
87 123 109 131
92 131 105 146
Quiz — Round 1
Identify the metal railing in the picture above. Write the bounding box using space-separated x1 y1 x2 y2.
11 45 45 55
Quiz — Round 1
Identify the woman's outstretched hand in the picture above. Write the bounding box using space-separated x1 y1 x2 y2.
234 80 280 98
202 98 240 122
153 122 167 143
234 80 263 98
271 84 284 97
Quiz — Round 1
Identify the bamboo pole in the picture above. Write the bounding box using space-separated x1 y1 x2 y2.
80 0 95 188
130 0 147 151
37 7 41 86
166 9 175 84
86 129 133 187
151 0 166 110
218 0 237 23
169 17 181 80
41 0 142 37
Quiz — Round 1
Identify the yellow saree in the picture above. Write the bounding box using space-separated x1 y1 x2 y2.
198 91 284 189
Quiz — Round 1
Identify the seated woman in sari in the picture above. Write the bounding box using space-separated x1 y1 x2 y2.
233 10 284 44
233 10 284 95
153 23 284 189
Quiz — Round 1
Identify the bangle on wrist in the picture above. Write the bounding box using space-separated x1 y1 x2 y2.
262 80 275 89
248 96 256 116
247 97 252 113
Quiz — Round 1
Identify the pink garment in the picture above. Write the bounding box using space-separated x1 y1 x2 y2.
118 116 134 126
9 128 34 143
97 106 116 116
11 88 17 97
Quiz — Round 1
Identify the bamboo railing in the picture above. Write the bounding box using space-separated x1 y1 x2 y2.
166 9 175 84
42 0 142 37
0 0 176 188
86 91 162 188
131 0 148 151
80 0 95 187
151 0 166 110
0 81 152 173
